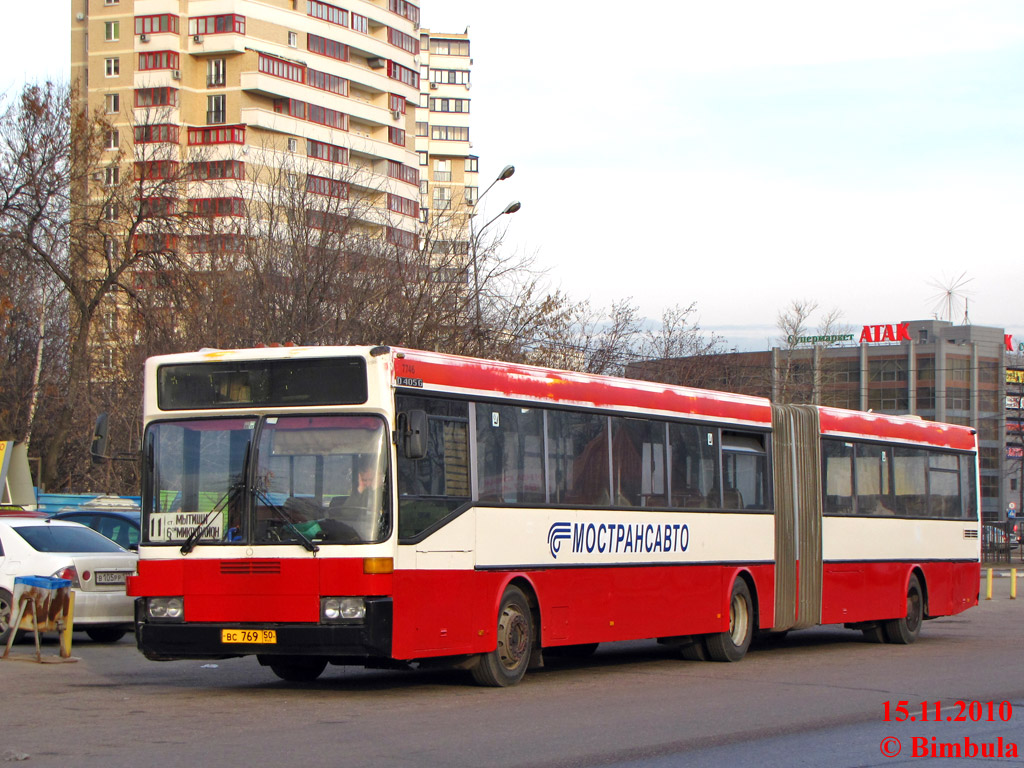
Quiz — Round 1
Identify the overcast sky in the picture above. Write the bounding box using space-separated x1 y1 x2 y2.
7 0 1024 351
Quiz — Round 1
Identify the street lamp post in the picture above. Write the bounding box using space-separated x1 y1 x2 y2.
470 165 519 353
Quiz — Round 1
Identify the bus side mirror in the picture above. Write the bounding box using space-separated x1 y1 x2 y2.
400 410 427 460
91 413 110 464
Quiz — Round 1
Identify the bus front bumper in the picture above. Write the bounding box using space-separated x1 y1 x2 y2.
134 597 393 661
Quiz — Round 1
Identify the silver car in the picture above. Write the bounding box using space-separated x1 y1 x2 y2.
0 517 137 644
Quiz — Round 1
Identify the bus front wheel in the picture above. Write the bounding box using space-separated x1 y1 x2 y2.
471 585 533 687
705 578 754 662
883 574 923 645
265 656 327 682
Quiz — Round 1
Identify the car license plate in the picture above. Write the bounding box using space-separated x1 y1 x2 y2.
221 629 277 644
94 571 127 585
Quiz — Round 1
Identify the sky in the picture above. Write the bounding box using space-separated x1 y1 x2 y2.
6 0 1024 351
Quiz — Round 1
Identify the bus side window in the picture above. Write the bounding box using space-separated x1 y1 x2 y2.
396 395 470 538
822 439 854 515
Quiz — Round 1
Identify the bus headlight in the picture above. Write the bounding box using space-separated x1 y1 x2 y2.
321 597 366 622
147 596 184 622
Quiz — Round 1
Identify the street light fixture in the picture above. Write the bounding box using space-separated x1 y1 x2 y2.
470 166 520 353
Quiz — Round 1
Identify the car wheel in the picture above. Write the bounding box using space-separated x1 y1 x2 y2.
86 627 127 643
0 588 13 646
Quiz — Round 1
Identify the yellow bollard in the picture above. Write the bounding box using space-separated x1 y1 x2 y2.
1012 569 1018 601
986 568 993 600
59 591 75 658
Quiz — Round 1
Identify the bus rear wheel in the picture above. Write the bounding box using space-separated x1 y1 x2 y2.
471 585 533 687
883 574 923 645
705 578 753 662
265 656 327 682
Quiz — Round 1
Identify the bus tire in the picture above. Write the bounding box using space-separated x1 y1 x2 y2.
266 656 327 682
705 578 753 662
471 585 533 687
883 574 923 645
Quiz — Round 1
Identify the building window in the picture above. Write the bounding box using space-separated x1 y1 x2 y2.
417 151 428 166
134 124 179 143
464 186 477 205
307 139 348 164
288 137 298 152
307 68 348 96
105 58 120 77
260 54 305 83
308 0 348 26
105 93 120 114
389 93 406 114
104 201 120 221
430 125 468 142
415 121 428 137
308 34 349 62
207 94 226 124
466 156 478 173
387 27 418 55
419 208 428 224
105 21 120 41
208 59 226 87
430 97 470 113
105 129 119 150
139 51 179 71
388 127 406 146
351 13 367 33
288 31 298 48
134 88 178 107
189 197 245 217
386 226 418 250
419 179 428 195
429 38 470 56
388 0 420 26
418 92 429 108
387 160 418 185
134 160 180 180
105 0 120 5
135 15 179 35
387 61 419 89
432 186 451 211
189 15 245 35
104 237 118 260
188 159 245 180
305 174 348 198
429 69 470 85
387 193 418 218
432 159 451 182
188 125 245 145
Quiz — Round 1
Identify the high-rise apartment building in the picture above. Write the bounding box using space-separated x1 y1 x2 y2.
69 1 474 329
415 28 476 254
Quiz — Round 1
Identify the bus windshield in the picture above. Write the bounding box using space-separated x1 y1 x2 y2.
143 415 390 546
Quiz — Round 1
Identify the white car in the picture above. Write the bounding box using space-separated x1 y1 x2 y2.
0 516 137 644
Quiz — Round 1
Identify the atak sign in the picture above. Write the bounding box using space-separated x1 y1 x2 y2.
859 323 911 343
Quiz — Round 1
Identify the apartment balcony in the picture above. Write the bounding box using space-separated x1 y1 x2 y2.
240 106 413 167
188 33 246 56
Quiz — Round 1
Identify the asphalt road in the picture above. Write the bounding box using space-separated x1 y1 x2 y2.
2 582 1022 768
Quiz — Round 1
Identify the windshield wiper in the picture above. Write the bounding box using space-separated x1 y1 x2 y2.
180 443 251 555
253 488 320 553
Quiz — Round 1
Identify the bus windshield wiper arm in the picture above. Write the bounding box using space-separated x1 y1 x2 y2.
253 488 320 553
179 483 241 555
180 443 251 555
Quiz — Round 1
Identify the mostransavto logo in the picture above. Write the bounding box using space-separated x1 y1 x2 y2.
547 521 690 560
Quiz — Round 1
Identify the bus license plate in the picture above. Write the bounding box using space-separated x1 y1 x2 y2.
221 629 277 644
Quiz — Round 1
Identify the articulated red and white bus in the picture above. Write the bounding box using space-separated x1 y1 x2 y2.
127 345 980 685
